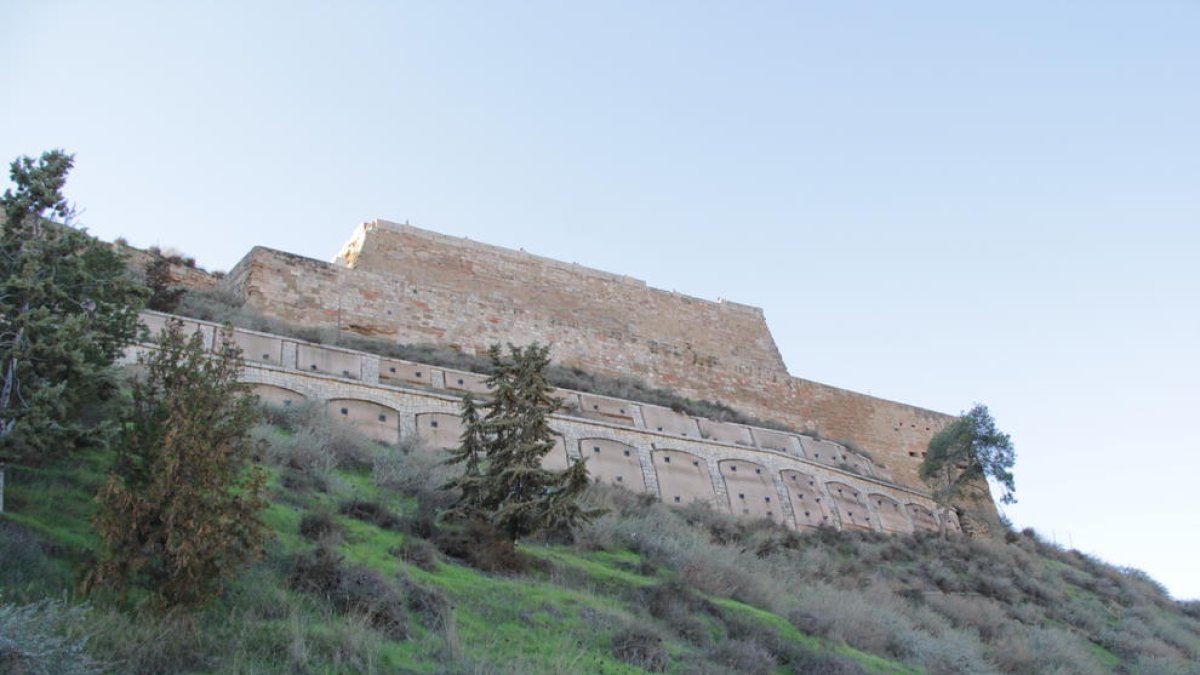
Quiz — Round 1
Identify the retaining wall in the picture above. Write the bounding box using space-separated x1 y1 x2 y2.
134 311 962 535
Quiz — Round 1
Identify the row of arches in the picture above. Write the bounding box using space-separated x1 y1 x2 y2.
251 383 956 534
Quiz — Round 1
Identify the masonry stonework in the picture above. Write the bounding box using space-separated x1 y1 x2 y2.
222 220 977 500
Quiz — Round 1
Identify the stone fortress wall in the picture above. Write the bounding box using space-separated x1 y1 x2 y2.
135 311 961 535
224 220 965 495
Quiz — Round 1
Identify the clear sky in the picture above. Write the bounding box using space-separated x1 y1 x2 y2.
3 2 1197 599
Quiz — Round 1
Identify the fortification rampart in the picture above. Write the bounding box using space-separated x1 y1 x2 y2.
133 311 961 535
223 220 963 493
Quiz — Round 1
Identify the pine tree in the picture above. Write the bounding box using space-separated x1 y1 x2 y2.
446 344 600 541
89 320 268 608
0 150 147 466
920 403 1016 534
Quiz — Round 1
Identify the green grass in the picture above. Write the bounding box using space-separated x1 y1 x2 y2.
4 421 1200 674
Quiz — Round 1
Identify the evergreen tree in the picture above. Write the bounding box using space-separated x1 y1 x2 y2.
920 403 1017 512
89 320 269 608
0 150 146 466
143 256 186 312
446 344 600 541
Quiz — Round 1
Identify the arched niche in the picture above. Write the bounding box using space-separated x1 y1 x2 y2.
252 383 306 409
415 411 463 450
325 398 400 445
826 480 872 531
870 493 913 533
906 503 940 532
541 434 571 472
719 459 784 526
650 449 715 506
779 469 831 529
578 438 646 491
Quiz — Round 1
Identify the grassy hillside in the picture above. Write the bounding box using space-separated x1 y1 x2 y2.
3 405 1199 674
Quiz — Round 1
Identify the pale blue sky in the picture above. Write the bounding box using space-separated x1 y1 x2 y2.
3 2 1197 599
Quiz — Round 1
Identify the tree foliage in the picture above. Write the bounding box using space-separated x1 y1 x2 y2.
0 150 146 465
920 403 1016 507
144 256 185 313
445 344 601 541
89 320 269 608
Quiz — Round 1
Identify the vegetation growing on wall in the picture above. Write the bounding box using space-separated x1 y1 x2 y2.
920 403 1017 517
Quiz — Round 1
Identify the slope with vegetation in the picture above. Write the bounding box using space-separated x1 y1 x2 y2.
3 149 1199 674
4 399 1200 673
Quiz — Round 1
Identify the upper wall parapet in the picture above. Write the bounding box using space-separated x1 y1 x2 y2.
334 220 767 318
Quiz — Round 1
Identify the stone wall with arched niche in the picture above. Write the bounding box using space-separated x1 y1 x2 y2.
578 438 647 491
650 449 716 506
719 459 785 526
325 398 400 445
780 470 831 529
827 481 872 531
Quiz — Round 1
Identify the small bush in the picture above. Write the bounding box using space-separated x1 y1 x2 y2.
338 499 403 531
610 625 669 672
373 444 457 511
288 547 408 640
298 510 345 543
433 519 531 573
639 580 711 645
392 539 440 572
81 606 213 675
705 638 776 675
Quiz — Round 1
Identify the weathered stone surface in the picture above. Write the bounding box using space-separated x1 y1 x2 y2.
212 219 991 510
140 309 957 532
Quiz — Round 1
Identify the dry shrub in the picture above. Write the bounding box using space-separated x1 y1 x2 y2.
82 607 213 675
288 547 408 640
1133 654 1200 675
610 624 669 672
392 538 440 572
705 638 776 675
373 443 454 494
259 411 375 478
433 520 531 573
925 593 1009 642
639 580 711 646
299 510 345 544
258 400 319 433
338 499 403 531
320 418 376 471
